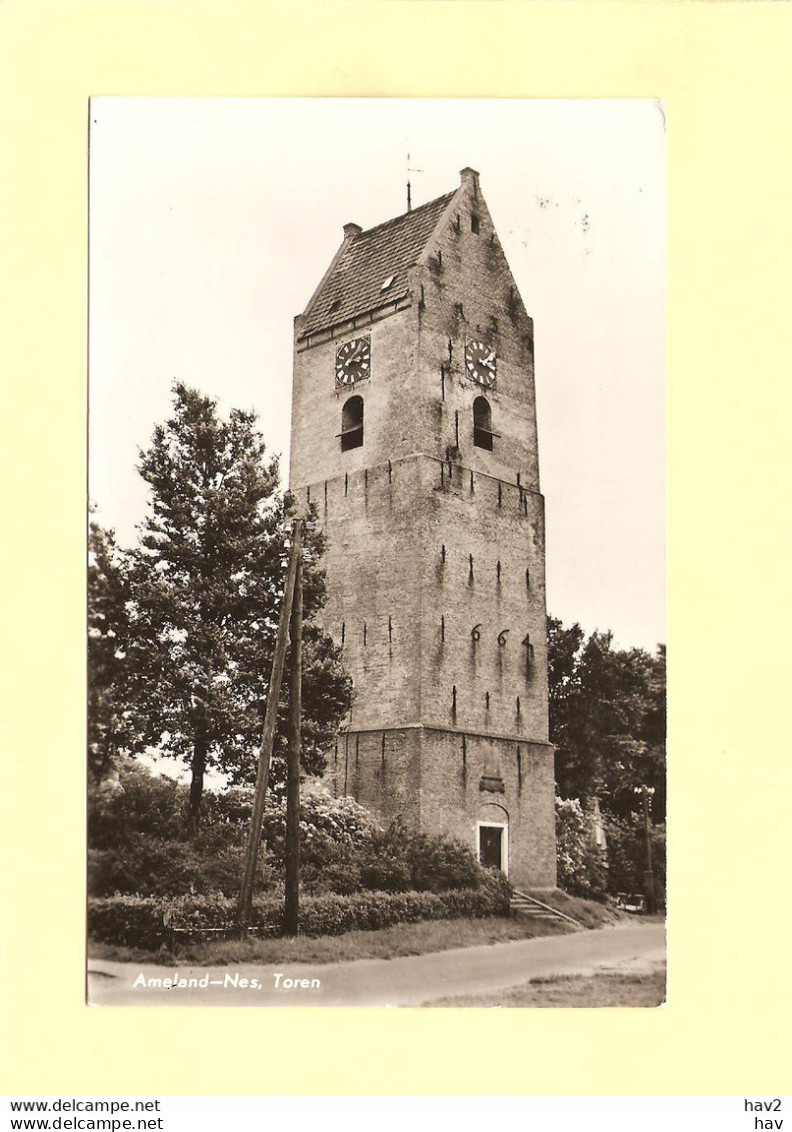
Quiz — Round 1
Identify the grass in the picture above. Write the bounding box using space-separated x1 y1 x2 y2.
88 892 640 967
89 914 576 966
432 963 667 1008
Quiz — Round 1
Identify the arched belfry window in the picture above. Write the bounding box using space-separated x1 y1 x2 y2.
341 395 364 451
473 396 494 451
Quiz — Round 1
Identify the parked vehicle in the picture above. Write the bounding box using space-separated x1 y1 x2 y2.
614 892 646 914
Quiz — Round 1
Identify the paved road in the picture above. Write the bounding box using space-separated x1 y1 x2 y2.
88 922 665 1008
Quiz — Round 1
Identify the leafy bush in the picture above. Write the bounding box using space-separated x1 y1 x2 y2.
261 784 382 860
87 766 375 898
88 764 188 848
555 796 608 900
408 831 485 893
88 872 512 950
304 861 363 896
87 837 277 898
88 763 498 901
358 823 487 894
358 826 414 893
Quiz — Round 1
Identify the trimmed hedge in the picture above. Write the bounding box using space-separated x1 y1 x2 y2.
88 872 512 949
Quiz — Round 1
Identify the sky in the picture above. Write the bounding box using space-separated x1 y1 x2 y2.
89 98 665 653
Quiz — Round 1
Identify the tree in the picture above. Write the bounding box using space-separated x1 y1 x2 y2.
87 518 138 781
118 383 352 818
547 616 665 899
548 616 666 822
547 615 585 795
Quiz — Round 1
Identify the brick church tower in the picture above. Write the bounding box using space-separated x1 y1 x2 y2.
289 168 556 890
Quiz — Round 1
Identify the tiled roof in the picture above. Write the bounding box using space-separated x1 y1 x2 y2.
300 192 454 337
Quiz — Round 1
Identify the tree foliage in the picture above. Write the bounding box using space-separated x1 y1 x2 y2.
548 616 666 823
548 616 665 899
89 383 353 816
88 519 137 781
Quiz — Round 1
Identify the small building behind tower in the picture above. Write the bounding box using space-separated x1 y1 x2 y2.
289 168 556 890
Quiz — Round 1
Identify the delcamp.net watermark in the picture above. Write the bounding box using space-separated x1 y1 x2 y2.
8 1099 162 1131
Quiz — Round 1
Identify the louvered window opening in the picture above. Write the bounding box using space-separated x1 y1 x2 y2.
473 396 494 451
340 395 364 451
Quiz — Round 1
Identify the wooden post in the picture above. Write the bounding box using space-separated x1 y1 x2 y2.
235 519 303 937
642 790 656 915
283 531 303 937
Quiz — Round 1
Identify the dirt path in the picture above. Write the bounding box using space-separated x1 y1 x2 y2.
88 922 665 1008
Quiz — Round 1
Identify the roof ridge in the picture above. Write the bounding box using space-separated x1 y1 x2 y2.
357 190 455 240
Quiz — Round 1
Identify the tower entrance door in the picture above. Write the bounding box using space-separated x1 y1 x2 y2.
478 824 505 872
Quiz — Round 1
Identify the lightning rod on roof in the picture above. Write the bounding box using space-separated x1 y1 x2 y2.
406 152 424 213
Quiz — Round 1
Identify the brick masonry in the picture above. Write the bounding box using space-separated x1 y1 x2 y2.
289 169 557 889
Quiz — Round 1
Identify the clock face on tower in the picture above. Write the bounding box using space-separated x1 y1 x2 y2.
335 336 371 388
465 339 497 388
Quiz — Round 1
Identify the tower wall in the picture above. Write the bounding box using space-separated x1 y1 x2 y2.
326 727 423 830
295 454 548 740
298 456 425 730
419 459 548 740
295 456 556 890
323 723 556 890
412 168 540 487
289 172 557 891
291 303 429 492
419 730 556 890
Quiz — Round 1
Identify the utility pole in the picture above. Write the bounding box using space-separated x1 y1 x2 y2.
283 526 303 937
235 518 303 938
641 786 656 915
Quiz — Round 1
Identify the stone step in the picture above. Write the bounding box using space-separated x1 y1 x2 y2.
509 890 584 928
